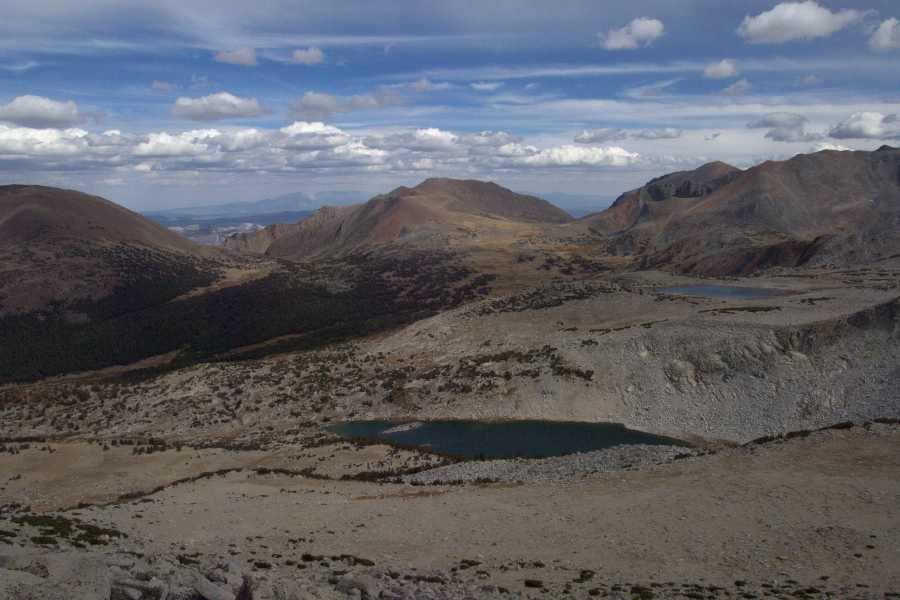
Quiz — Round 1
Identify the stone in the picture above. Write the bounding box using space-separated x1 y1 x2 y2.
0 567 72 600
110 585 143 600
33 552 112 600
336 572 383 599
130 558 154 581
195 574 238 600
220 556 245 575
207 568 228 583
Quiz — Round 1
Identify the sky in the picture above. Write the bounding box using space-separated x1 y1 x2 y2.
0 0 898 212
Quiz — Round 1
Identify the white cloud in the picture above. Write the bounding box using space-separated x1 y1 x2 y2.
869 17 900 52
471 82 505 92
808 142 851 152
828 111 900 139
152 81 178 92
574 128 626 143
0 95 86 129
363 128 461 153
737 1 863 43
214 46 258 66
460 131 522 147
793 74 822 87
599 17 664 50
632 128 682 140
703 59 740 79
287 90 404 121
170 93 267 122
134 131 219 157
277 121 351 149
288 46 324 65
409 78 434 92
719 79 753 96
0 125 88 156
497 145 640 168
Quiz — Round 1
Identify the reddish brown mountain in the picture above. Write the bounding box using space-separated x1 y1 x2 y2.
0 185 227 316
580 147 900 274
226 178 572 259
0 185 204 253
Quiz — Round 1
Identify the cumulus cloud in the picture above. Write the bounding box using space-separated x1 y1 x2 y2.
495 145 640 168
598 17 664 50
747 112 823 143
0 95 87 129
828 111 900 139
134 131 218 157
287 90 404 121
809 142 851 152
471 82 504 92
288 46 325 65
214 46 259 66
152 81 178 92
869 17 900 52
737 1 863 43
574 128 626 144
703 59 740 79
460 131 522 147
363 128 461 153
633 128 682 140
719 79 752 96
170 93 268 122
793 74 822 87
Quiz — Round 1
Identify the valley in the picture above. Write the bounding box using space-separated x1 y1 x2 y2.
0 147 898 599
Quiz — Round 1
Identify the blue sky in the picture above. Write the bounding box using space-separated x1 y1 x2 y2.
0 0 898 211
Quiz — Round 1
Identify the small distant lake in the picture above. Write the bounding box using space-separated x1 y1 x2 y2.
326 420 690 459
653 285 785 299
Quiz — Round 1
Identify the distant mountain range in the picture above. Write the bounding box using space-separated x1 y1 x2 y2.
145 190 371 219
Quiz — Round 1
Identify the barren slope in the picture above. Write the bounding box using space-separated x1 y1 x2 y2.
225 178 572 259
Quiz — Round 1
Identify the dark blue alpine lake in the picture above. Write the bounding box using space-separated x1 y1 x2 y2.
326 420 690 458
653 285 785 299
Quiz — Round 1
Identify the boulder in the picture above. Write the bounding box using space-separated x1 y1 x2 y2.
335 572 382 599
195 574 238 600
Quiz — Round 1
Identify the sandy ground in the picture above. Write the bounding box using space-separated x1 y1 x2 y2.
3 423 894 595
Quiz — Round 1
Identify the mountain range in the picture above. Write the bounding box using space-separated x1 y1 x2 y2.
0 146 897 383
226 146 900 275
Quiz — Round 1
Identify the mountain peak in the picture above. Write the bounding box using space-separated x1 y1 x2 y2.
226 178 572 258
